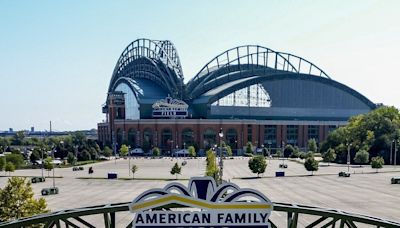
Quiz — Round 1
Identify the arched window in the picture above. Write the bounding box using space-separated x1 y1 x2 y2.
182 128 194 146
128 129 137 148
226 128 238 149
161 128 172 150
143 129 153 152
203 129 216 149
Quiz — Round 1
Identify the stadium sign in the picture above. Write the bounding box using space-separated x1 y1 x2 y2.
152 96 188 118
129 177 273 227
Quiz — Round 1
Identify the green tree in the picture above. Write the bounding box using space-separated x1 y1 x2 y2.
205 150 219 182
170 162 181 179
0 177 49 222
80 150 91 161
276 149 282 158
246 142 253 154
103 146 112 157
30 148 41 164
354 149 369 166
5 162 15 175
0 157 5 171
304 156 319 175
131 164 138 179
323 148 336 166
119 144 129 157
371 156 384 172
225 145 232 157
308 138 318 153
67 152 76 165
284 145 295 158
248 156 267 177
188 146 196 157
12 131 25 145
5 153 24 169
152 147 160 157
43 157 53 177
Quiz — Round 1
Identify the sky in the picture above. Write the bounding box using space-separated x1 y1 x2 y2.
0 0 399 131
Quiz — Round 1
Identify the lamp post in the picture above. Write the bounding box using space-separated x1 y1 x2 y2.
347 143 352 172
268 142 272 163
41 146 44 178
128 145 131 176
395 140 398 168
218 128 224 185
183 142 186 158
281 141 285 165
52 145 56 188
391 140 394 165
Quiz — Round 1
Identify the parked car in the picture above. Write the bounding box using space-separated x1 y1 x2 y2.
41 187 59 195
182 161 187 166
72 167 84 171
338 171 351 177
130 148 144 156
31 176 45 183
391 177 400 184
279 164 288 168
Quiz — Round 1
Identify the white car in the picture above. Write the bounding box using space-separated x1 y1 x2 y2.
130 148 144 156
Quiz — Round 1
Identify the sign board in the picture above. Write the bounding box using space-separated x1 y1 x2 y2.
152 96 188 118
130 177 273 227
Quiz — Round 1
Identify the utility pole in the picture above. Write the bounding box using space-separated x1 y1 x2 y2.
347 143 352 172
390 140 393 165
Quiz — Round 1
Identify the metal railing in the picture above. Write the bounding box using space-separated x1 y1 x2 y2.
1 202 399 228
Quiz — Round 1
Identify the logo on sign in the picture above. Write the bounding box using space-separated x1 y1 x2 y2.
152 96 188 118
129 177 273 227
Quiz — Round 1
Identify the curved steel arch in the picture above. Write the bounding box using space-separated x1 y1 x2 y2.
1 201 399 228
108 38 184 97
186 45 330 98
201 73 376 110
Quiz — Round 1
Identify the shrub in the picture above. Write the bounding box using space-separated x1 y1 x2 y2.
248 156 267 177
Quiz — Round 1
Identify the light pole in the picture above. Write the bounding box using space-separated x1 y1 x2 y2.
390 140 394 165
128 145 131 176
52 145 56 188
218 128 224 185
281 141 285 165
41 146 44 178
395 140 398 168
183 142 186 158
347 143 352 172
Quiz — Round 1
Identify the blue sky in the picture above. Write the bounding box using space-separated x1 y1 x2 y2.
0 0 399 131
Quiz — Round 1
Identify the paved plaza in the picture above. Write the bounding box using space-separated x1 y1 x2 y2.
1 157 400 227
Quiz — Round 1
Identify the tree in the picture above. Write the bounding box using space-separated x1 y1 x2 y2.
5 162 15 175
170 162 181 179
5 154 24 169
30 148 41 164
188 146 196 157
246 142 253 154
371 156 384 172
152 147 160 157
103 146 112 157
0 177 49 221
67 152 76 165
308 139 318 153
284 145 295 158
304 156 319 175
225 145 232 157
248 156 267 177
80 150 91 161
131 164 138 179
276 149 282 158
323 148 336 166
0 157 5 171
12 131 25 145
206 150 219 182
119 144 129 157
354 149 369 166
43 157 53 177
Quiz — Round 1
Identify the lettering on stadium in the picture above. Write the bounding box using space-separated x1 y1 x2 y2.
129 177 273 227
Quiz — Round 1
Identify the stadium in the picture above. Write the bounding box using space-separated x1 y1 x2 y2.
98 38 376 154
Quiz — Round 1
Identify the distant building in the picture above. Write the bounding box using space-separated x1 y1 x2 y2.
98 39 376 154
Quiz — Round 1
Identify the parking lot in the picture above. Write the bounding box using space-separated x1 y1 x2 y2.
0 157 399 226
